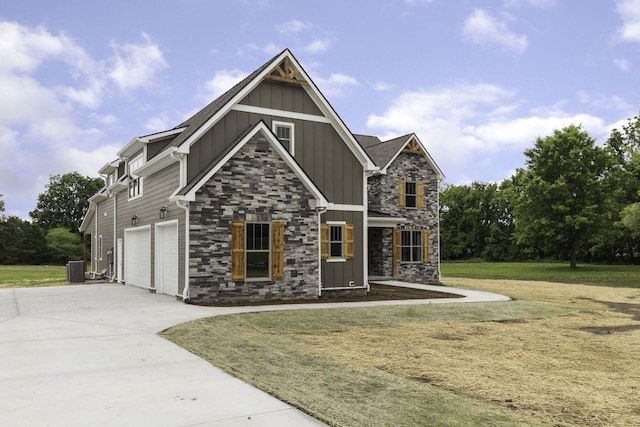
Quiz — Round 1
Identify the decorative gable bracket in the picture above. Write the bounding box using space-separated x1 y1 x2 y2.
264 57 308 86
403 138 423 155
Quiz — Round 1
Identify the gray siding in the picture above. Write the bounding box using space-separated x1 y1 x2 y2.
240 79 323 116
187 110 363 205
116 162 185 292
321 210 365 287
94 196 115 276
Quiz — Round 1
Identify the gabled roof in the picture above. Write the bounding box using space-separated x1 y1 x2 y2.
166 49 376 172
172 121 329 208
355 133 445 180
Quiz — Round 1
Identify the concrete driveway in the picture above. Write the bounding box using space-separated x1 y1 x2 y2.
0 282 508 426
0 284 326 427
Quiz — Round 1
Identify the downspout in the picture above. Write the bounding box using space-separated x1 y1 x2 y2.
176 199 190 302
112 188 117 282
437 179 443 283
93 203 98 276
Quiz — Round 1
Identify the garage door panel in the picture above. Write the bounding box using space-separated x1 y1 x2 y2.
124 227 151 289
156 222 179 296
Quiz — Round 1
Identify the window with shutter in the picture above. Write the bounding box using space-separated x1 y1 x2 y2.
399 179 406 208
246 222 270 279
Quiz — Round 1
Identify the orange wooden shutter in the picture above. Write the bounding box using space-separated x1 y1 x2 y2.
231 220 245 281
271 221 285 280
320 224 329 259
344 224 354 260
392 227 400 277
422 229 429 263
417 181 424 209
399 179 406 208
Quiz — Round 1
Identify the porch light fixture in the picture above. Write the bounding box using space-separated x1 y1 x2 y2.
159 205 167 219
131 215 138 226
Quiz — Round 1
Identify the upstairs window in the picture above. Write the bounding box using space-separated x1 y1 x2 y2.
399 179 424 209
273 121 295 155
128 154 144 199
405 181 417 208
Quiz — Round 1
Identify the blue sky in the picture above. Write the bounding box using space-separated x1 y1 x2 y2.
1 0 639 220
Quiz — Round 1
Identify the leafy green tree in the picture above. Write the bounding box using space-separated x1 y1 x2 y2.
511 125 612 268
0 216 48 264
46 227 83 265
30 172 104 234
440 181 519 261
0 193 4 214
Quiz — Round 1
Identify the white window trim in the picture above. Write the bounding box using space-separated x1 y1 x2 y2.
98 235 103 260
326 221 346 263
400 229 422 263
245 222 272 281
128 153 145 200
273 120 295 156
405 180 418 209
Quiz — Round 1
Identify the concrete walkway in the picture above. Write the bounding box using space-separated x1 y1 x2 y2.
0 282 508 426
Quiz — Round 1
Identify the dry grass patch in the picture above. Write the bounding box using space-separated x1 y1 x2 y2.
162 280 640 426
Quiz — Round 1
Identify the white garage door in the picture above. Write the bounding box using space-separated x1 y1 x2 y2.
155 221 179 296
124 226 151 289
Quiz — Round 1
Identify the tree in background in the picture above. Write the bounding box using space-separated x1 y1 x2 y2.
440 181 519 261
0 216 48 264
46 227 83 265
30 172 104 234
0 193 4 214
511 125 612 268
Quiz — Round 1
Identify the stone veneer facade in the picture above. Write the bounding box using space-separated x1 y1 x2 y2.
368 151 441 283
188 134 319 304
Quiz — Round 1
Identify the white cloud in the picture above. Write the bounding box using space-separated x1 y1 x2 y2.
614 56 631 71
372 81 394 91
276 19 311 35
366 83 616 183
462 9 529 54
108 33 168 92
616 0 640 42
314 73 359 97
303 39 331 54
203 69 248 100
577 91 633 112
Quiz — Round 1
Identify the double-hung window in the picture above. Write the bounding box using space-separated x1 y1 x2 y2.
273 121 294 155
321 222 354 261
401 230 422 263
128 154 144 199
399 179 424 209
231 220 285 282
245 223 270 279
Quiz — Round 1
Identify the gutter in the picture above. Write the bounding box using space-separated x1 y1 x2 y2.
175 198 190 302
316 205 328 297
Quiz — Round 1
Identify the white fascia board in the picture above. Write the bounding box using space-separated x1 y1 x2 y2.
117 136 143 159
79 202 96 232
139 127 186 143
134 146 179 177
99 160 119 175
183 121 329 208
412 134 446 180
178 51 294 153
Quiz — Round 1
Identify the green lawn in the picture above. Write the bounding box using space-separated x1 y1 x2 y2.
441 261 640 288
0 265 69 288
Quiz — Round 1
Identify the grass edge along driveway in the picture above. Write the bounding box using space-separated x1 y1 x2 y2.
161 277 640 427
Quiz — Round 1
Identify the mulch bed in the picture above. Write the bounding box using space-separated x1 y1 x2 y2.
201 283 461 306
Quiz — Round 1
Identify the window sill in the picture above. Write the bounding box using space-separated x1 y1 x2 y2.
326 258 346 263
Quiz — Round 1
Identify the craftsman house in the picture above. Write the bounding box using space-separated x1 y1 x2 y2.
80 49 444 304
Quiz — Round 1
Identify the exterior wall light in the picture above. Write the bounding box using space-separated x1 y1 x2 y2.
159 205 168 219
131 215 138 226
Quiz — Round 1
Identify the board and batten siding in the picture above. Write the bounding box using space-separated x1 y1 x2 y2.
116 162 185 293
321 210 365 288
239 79 324 116
187 110 363 204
